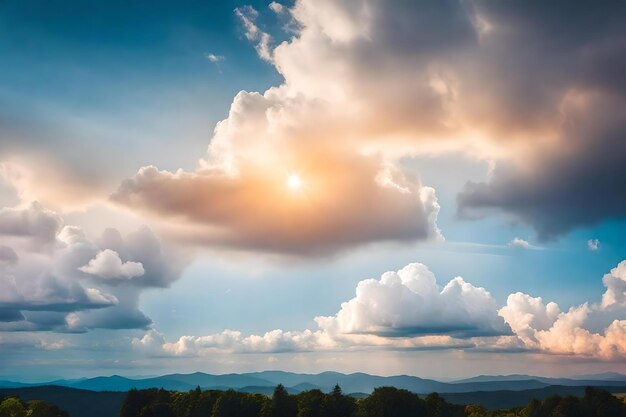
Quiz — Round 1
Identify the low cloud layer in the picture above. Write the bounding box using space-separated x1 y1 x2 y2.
0 202 185 332
134 261 626 360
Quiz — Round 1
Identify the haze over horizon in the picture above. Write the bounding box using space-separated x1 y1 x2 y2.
1 0 626 381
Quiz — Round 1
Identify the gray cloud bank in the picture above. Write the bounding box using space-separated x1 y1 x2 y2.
0 202 185 332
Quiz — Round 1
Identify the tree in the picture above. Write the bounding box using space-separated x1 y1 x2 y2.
582 387 626 417
322 385 355 417
0 398 27 417
26 400 69 417
212 390 242 417
139 403 175 417
120 389 148 417
241 394 269 417
269 385 297 417
464 404 487 417
424 393 464 417
358 387 426 417
550 396 584 417
297 390 325 417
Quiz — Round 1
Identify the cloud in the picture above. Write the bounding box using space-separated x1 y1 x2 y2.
1 0 624 238
0 201 63 249
455 2 626 237
0 246 18 267
133 262 510 356
235 6 272 62
457 101 626 238
134 260 626 360
601 260 626 309
113 153 441 255
271 0 626 237
110 0 626 251
315 263 510 338
0 270 118 330
133 329 330 356
0 202 185 332
588 239 601 251
206 53 224 63
532 305 626 359
508 238 531 250
499 293 561 346
498 260 626 359
79 249 145 280
268 2 285 15
0 157 111 210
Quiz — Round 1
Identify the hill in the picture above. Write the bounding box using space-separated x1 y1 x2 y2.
439 384 626 409
1 370 625 395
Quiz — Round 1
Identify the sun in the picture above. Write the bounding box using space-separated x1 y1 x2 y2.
287 174 302 190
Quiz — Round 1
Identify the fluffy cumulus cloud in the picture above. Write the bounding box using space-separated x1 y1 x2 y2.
601 261 626 310
314 263 509 338
498 260 626 360
134 263 509 356
0 202 185 332
79 249 145 280
134 261 626 360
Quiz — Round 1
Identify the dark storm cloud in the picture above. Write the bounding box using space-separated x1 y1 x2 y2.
458 96 626 238
457 0 626 236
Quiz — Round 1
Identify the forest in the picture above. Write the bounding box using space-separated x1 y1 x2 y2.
118 385 626 417
0 396 68 417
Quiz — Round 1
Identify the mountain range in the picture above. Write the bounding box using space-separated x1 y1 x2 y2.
2 370 626 395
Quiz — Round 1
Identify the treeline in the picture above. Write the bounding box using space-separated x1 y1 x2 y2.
516 387 626 417
120 385 626 417
0 396 68 417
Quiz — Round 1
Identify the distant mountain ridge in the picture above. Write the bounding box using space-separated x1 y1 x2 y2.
1 370 625 394
452 373 626 387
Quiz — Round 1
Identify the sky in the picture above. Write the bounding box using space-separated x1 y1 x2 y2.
1 0 626 382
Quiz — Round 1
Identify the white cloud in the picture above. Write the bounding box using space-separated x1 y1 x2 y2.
588 238 601 251
235 6 272 62
497 260 626 359
601 260 626 309
498 293 560 346
206 53 224 63
79 249 145 280
534 305 626 359
315 263 510 338
133 260 626 360
132 329 328 356
269 2 285 15
507 237 540 250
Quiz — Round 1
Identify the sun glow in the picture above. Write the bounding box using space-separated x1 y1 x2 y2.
287 174 302 190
